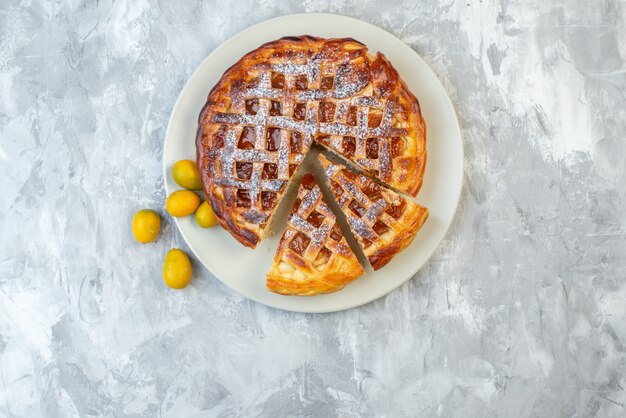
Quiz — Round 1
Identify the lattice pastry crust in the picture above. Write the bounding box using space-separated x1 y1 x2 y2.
196 36 426 248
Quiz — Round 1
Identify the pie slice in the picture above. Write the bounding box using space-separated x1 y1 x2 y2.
267 174 364 295
318 154 429 270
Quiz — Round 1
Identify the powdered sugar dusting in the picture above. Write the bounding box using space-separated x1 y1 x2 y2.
333 63 370 99
347 215 377 242
298 185 321 215
290 213 314 235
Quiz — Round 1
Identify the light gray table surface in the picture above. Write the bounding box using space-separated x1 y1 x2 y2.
1 1 625 417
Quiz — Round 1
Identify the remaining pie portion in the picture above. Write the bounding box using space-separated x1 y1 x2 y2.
318 154 428 270
267 174 364 295
196 35 426 248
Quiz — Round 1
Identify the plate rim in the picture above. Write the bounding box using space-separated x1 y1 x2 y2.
163 12 464 313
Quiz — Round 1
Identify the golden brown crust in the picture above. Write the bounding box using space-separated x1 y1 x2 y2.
318 154 428 271
267 257 363 296
266 174 364 296
368 204 428 270
368 52 427 197
196 35 426 248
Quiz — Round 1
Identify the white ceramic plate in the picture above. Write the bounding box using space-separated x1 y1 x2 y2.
163 13 463 313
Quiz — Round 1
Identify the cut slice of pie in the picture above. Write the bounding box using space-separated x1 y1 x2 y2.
318 154 429 270
267 174 364 296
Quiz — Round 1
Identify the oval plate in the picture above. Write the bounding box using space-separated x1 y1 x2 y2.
163 13 463 313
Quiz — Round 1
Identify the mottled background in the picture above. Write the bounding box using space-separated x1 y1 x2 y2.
1 0 625 417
